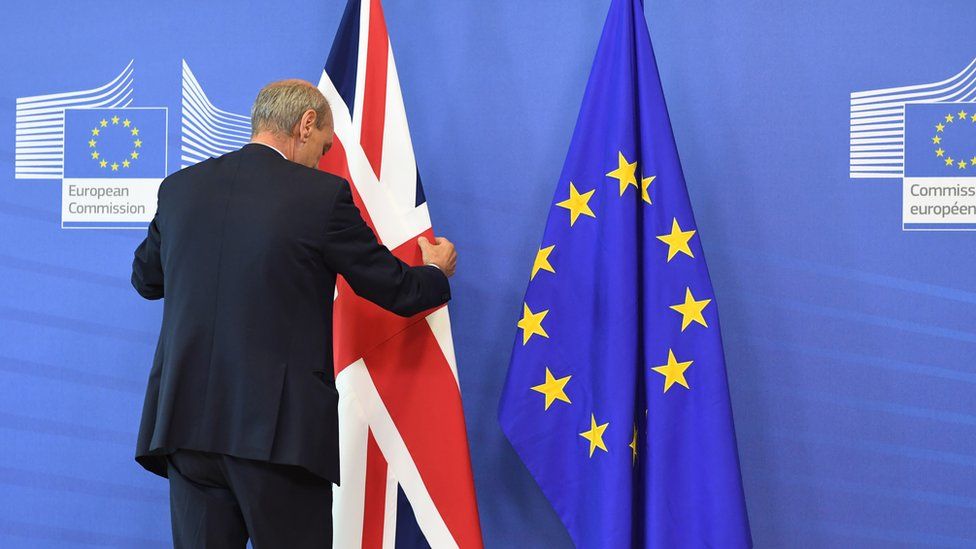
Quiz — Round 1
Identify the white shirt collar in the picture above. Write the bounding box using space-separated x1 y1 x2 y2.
250 142 287 159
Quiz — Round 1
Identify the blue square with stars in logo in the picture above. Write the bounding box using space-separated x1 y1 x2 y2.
63 107 167 178
904 102 976 177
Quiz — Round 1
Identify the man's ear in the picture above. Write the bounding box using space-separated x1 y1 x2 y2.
300 109 317 142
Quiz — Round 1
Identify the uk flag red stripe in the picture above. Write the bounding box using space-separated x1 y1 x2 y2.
362 432 389 549
359 0 389 178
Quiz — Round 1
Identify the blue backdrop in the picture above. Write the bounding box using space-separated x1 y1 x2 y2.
2 1 975 547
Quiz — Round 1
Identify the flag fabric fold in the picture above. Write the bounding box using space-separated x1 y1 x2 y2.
498 0 751 547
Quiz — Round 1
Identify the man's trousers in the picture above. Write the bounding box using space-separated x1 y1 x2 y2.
167 449 333 549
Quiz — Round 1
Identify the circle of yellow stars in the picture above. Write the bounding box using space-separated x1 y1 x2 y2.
932 108 976 170
516 149 715 462
89 114 143 172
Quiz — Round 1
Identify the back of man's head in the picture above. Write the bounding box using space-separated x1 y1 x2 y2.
250 79 331 137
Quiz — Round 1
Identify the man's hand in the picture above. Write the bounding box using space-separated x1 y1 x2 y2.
418 236 457 278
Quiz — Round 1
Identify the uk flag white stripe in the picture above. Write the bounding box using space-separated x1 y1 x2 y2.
333 365 370 549
350 0 370 141
382 466 399 549
380 45 423 213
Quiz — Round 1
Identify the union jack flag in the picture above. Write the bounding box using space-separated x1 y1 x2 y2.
316 1 483 547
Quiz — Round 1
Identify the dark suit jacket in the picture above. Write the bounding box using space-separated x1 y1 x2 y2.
131 143 450 483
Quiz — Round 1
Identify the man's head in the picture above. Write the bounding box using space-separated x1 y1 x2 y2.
250 79 334 168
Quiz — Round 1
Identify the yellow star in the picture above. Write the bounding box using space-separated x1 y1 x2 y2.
530 367 571 410
640 175 654 204
656 218 696 262
134 139 142 148
629 424 638 464
123 119 131 128
936 148 945 157
131 127 139 136
606 151 638 196
99 119 108 127
122 159 130 168
99 159 107 168
579 414 609 457
936 123 945 132
932 135 941 144
517 303 549 344
90 151 99 160
91 128 100 136
971 156 976 166
946 157 955 166
555 182 595 226
531 245 555 280
111 162 119 171
972 113 976 122
111 115 120 125
946 114 955 123
959 160 967 169
131 151 139 159
651 349 693 393
670 287 712 331
88 139 96 148
959 110 968 120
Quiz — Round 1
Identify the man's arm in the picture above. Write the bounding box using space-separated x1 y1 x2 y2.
322 182 453 317
132 215 164 300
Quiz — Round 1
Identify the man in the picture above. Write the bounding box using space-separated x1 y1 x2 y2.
131 79 456 548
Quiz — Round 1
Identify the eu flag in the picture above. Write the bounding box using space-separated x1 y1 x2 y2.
498 1 752 547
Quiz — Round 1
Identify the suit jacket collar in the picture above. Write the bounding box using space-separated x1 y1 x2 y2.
243 142 288 160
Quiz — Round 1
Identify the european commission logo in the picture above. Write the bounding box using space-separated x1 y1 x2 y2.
850 58 976 231
14 60 251 229
62 108 167 228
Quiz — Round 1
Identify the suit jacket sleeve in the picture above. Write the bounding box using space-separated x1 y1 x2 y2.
132 214 164 300
322 181 450 317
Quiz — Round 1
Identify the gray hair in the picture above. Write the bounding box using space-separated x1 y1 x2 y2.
250 79 332 137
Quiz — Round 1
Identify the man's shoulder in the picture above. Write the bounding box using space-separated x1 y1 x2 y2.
288 162 348 190
159 150 234 187
281 162 352 208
